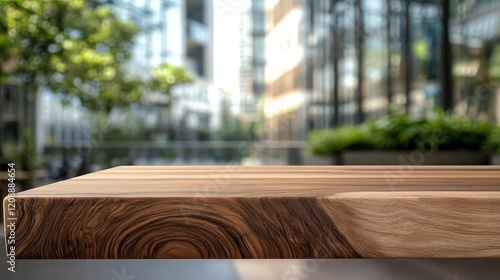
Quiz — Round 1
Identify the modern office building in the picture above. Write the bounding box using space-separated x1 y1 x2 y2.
239 1 255 116
264 0 307 141
184 0 213 81
101 0 175 68
449 0 500 122
134 0 218 141
238 0 266 118
103 0 216 142
304 0 449 131
264 0 500 142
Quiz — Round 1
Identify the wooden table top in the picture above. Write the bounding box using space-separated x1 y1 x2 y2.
4 166 500 259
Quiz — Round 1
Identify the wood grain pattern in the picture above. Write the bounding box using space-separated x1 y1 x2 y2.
4 166 500 259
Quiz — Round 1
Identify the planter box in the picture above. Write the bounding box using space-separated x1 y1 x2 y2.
337 150 489 165
302 153 339 165
304 151 490 165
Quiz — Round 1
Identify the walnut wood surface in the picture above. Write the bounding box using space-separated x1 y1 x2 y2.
4 166 500 259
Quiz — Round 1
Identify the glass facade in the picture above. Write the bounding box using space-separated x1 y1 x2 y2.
288 0 500 137
252 0 266 96
103 0 175 69
239 0 266 117
0 84 26 158
450 0 500 122
304 0 447 131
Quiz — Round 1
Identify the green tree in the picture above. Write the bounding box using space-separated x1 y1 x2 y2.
0 0 178 113
150 63 193 98
0 0 194 176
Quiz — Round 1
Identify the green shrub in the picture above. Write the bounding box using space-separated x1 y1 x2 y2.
484 127 500 154
308 111 496 155
428 111 493 151
366 115 430 150
308 125 373 155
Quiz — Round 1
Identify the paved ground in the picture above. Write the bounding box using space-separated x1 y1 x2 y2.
1 223 500 280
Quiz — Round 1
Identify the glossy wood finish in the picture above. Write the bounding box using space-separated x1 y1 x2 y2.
4 166 500 259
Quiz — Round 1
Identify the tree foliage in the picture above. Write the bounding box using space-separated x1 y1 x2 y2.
150 63 193 97
0 0 191 113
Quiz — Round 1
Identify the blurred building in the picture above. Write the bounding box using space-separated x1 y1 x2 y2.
264 0 307 142
239 0 266 119
450 0 500 122
262 0 305 164
184 0 213 80
264 0 500 142
103 0 217 142
239 1 255 116
0 83 26 164
171 0 218 140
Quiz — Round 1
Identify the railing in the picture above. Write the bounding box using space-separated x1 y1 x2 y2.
42 141 309 182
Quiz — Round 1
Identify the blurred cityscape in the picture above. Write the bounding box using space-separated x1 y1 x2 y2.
1 0 500 188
